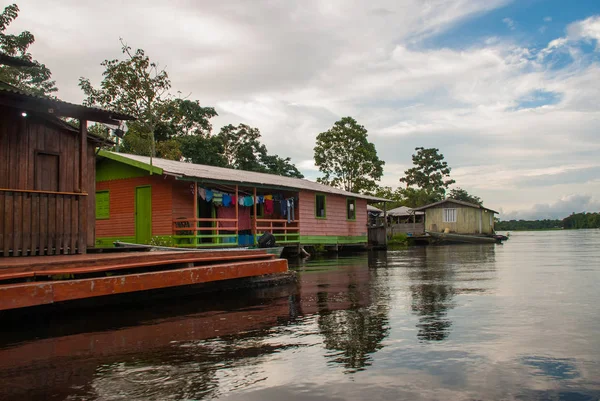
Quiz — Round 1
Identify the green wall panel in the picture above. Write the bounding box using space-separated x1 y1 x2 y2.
97 159 149 182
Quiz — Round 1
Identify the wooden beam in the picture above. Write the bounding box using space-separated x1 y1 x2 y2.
383 202 388 247
193 181 198 247
78 120 87 254
253 187 257 246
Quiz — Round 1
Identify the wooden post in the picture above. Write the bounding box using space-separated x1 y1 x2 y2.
193 181 198 247
383 201 388 247
78 120 87 254
235 185 239 245
253 187 257 246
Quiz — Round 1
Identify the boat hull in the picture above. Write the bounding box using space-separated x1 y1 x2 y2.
426 232 499 244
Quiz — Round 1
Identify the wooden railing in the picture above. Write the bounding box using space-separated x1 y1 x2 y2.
172 218 239 247
172 217 301 247
254 219 300 244
0 188 87 256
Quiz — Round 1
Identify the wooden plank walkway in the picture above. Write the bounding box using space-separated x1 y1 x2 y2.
0 250 289 311
0 258 288 311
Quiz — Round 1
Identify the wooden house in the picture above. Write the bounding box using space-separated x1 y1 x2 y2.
95 151 387 249
0 81 134 256
413 199 498 235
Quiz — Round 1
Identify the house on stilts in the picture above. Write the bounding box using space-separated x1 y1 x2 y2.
95 151 388 250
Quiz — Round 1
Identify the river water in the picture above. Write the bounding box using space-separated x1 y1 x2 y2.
1 230 599 400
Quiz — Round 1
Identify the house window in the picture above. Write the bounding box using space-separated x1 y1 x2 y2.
315 194 326 218
443 208 457 223
96 191 110 219
347 198 356 220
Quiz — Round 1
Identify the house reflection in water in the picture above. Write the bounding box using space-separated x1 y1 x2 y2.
406 245 497 342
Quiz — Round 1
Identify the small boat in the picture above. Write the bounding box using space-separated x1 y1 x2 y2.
113 241 284 258
426 231 499 244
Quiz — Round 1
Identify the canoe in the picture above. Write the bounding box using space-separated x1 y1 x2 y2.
113 241 284 258
426 231 499 244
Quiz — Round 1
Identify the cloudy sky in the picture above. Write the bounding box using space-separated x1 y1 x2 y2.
9 0 600 219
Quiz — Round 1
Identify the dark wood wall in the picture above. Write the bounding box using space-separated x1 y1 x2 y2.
0 106 95 256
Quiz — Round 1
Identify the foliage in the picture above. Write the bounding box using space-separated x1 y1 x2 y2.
0 4 57 95
149 236 175 247
397 187 440 208
495 212 600 231
495 219 562 231
260 153 304 178
82 40 303 177
388 233 409 246
399 147 455 203
79 39 171 159
562 212 600 229
447 187 483 206
314 117 384 193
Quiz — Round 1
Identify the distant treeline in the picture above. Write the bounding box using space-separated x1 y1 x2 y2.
496 212 600 231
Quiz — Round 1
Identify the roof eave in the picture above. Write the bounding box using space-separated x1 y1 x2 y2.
97 149 163 175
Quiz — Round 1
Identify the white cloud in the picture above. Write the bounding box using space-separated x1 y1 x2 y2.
544 16 553 23
6 2 600 214
500 194 600 220
502 17 516 30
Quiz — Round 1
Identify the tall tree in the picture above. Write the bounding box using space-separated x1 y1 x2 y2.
217 123 266 171
0 4 57 95
260 153 304 178
79 39 171 161
314 117 384 193
399 147 455 204
448 187 483 206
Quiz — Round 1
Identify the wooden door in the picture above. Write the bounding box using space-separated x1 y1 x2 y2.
135 186 152 244
35 152 59 191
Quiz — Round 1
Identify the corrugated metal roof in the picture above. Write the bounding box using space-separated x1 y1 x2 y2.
388 206 424 216
413 198 498 214
0 81 135 122
102 151 389 202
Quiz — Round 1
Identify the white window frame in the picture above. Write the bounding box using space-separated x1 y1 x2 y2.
443 208 457 223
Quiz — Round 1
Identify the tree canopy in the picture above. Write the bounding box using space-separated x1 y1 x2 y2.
0 4 57 95
314 117 384 193
80 40 303 178
447 187 483 206
399 147 455 205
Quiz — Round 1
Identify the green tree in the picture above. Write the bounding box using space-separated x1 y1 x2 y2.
0 4 57 95
398 187 440 208
314 117 384 193
448 187 483 206
217 123 266 171
399 147 455 204
260 153 304 178
79 39 171 160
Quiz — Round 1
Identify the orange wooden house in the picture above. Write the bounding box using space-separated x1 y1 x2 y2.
0 80 134 257
95 151 387 249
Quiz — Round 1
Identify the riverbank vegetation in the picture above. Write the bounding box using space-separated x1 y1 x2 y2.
496 212 600 231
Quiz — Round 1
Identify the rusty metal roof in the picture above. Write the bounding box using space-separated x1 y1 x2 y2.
0 81 135 124
100 151 389 202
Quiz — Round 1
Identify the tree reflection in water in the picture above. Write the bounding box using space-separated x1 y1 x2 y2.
407 245 496 342
312 255 391 373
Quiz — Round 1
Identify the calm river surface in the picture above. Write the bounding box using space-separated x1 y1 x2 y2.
1 230 600 400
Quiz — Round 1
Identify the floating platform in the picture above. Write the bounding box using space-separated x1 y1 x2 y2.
0 250 288 311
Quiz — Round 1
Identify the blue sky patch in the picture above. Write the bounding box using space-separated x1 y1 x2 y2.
514 89 562 110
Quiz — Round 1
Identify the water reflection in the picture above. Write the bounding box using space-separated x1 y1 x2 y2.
405 245 496 341
2 232 600 401
313 261 390 372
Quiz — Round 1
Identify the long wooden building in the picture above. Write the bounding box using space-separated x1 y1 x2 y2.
95 151 387 249
0 81 134 256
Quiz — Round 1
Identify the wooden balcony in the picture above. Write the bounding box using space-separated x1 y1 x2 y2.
0 189 87 256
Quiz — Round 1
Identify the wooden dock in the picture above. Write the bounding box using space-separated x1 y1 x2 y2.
0 250 288 311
